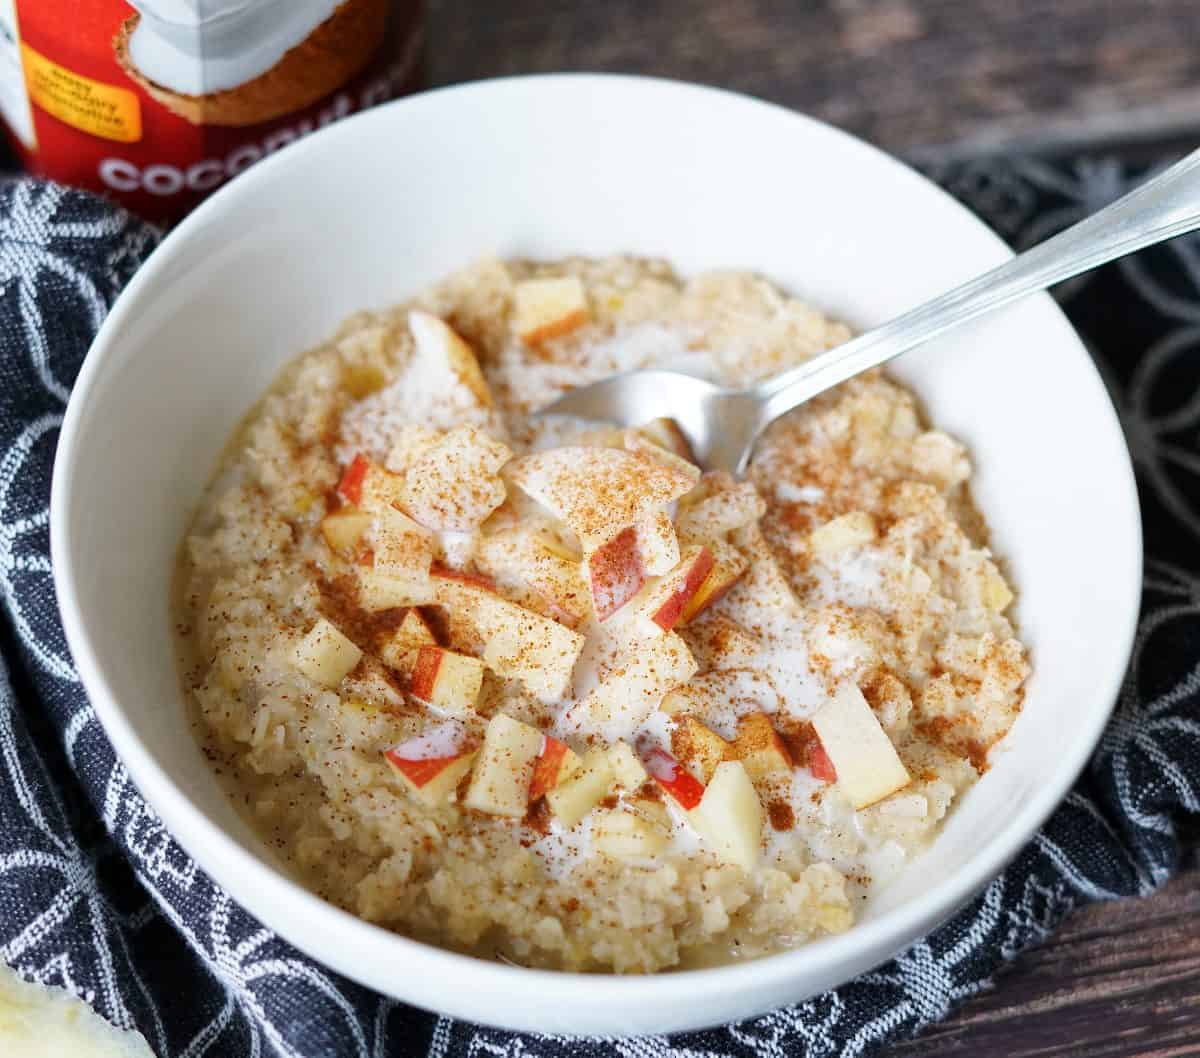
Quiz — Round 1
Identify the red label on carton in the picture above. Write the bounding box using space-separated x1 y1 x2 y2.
0 0 422 223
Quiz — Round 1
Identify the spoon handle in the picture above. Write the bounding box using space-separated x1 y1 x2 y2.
754 147 1200 425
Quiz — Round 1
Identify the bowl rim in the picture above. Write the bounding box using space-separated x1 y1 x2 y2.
50 72 1143 1027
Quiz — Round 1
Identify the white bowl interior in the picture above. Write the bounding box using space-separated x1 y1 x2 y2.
53 76 1140 1035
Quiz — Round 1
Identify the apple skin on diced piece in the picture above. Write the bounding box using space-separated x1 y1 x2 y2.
384 722 478 805
811 682 910 809
545 749 614 827
336 453 370 506
409 310 494 409
430 565 586 703
592 808 668 859
644 747 706 810
528 735 582 802
630 544 715 633
321 508 373 556
513 276 590 345
680 539 749 623
726 713 794 782
688 760 764 872
671 715 729 784
810 742 838 783
379 608 437 675
587 525 646 619
292 618 362 687
409 645 484 718
464 713 544 817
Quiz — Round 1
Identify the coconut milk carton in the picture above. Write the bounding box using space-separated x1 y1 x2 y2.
0 0 422 222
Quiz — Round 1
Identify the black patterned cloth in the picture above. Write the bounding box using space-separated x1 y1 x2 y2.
1 158 1197 1057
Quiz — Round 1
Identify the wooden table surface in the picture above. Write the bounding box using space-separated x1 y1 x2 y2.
426 2 1200 1054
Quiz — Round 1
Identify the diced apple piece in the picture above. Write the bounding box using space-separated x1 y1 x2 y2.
292 618 362 687
410 646 484 717
513 276 590 344
683 614 760 669
586 525 646 619
401 426 512 532
727 522 800 617
671 715 729 783
592 808 668 859
476 527 590 626
644 747 706 809
811 683 911 809
810 511 876 557
384 721 478 805
545 750 613 827
409 310 493 408
635 507 680 576
379 608 437 674
528 735 582 801
357 462 408 515
628 796 672 831
386 424 442 473
507 446 697 553
607 741 648 789
979 557 1014 613
357 566 435 611
688 760 763 872
630 544 715 633
727 713 793 782
623 430 703 488
680 539 749 622
634 417 694 461
571 632 697 731
675 473 767 541
336 453 370 506
433 566 585 702
464 713 544 817
374 507 434 579
660 671 780 725
321 508 373 556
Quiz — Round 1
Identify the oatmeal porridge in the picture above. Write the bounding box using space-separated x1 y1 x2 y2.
174 256 1029 972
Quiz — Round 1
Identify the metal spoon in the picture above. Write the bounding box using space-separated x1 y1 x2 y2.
539 148 1200 474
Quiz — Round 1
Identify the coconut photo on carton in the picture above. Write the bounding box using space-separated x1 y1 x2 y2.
115 0 390 127
0 0 422 222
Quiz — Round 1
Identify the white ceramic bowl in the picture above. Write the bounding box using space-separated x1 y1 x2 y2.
51 75 1141 1036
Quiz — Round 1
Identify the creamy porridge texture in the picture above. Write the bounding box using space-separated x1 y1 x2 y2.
175 257 1029 972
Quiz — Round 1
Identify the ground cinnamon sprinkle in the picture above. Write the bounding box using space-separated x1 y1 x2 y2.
767 799 795 831
176 255 1031 973
524 797 552 834
775 718 820 769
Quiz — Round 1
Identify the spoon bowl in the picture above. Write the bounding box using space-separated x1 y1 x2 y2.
540 369 765 472
541 145 1200 473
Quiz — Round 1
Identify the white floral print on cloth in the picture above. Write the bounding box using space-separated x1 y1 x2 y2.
0 164 1196 1057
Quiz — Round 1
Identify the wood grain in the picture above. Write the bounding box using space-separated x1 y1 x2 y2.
424 0 1200 158
893 863 1200 1056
